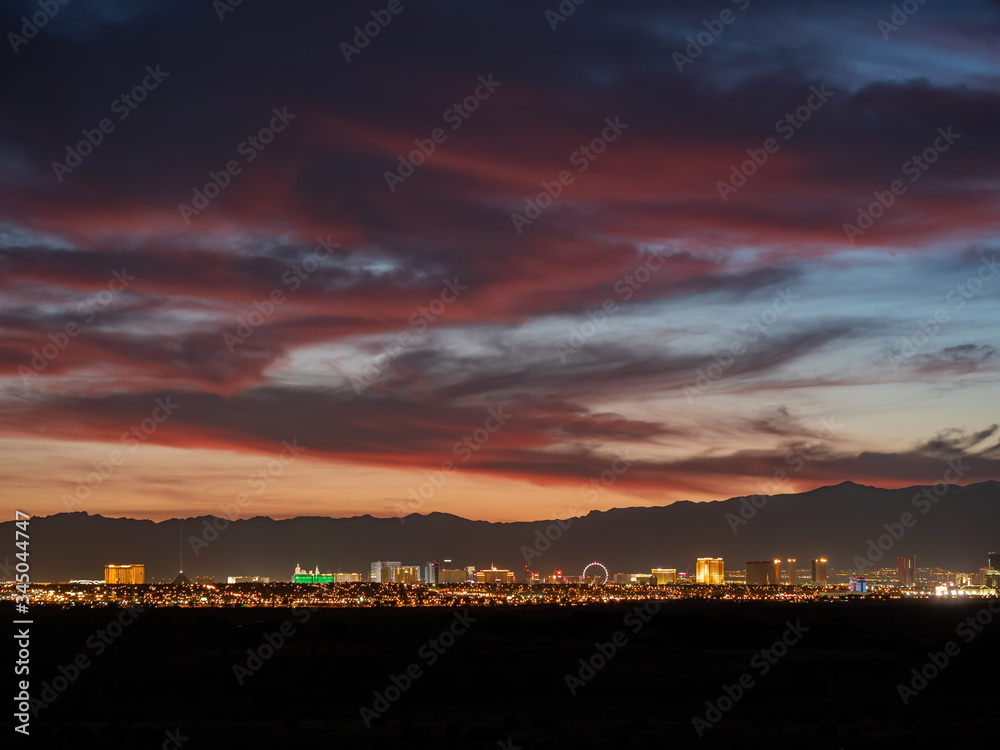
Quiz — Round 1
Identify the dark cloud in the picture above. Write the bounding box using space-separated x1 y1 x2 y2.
915 424 999 457
910 344 998 376
2 381 996 496
1 0 998 515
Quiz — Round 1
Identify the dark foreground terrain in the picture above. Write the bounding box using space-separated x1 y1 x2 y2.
4 599 999 749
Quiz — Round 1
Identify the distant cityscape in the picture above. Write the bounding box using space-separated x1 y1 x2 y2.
9 551 997 608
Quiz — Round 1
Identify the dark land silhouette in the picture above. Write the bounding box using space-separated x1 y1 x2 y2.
7 481 1000 582
5 598 999 749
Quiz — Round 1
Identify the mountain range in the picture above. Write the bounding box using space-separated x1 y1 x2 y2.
5 480 998 582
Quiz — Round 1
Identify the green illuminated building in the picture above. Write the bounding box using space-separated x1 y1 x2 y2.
293 563 334 584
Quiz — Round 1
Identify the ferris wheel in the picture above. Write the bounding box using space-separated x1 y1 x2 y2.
582 561 609 584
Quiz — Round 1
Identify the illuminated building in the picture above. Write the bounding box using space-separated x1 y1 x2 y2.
227 575 270 583
334 573 361 583
370 561 401 582
104 564 144 584
293 564 334 584
396 566 421 583
959 584 994 596
745 560 780 585
786 558 797 585
696 558 724 584
652 568 677 585
982 553 1000 589
475 565 515 584
973 566 999 588
424 560 439 584
849 576 867 593
540 568 567 584
811 558 827 584
897 556 916 586
369 561 402 583
438 568 469 584
985 568 1000 588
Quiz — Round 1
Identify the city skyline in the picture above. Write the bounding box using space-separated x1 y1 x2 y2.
5 1 1000 745
55 534 1000 589
27 547 1000 592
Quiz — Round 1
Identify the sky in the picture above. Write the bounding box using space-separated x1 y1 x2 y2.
0 0 998 523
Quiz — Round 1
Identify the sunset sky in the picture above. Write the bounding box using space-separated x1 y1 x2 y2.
1 0 998 522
